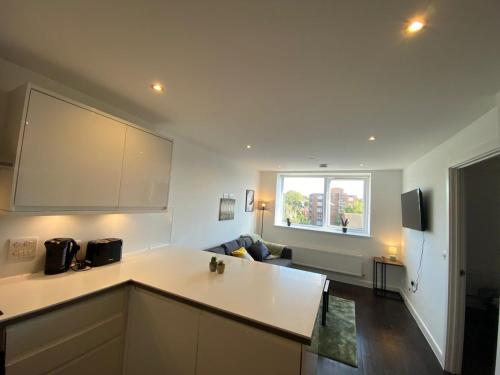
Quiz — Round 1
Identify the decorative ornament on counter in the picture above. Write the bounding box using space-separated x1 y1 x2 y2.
209 256 217 272
216 260 226 274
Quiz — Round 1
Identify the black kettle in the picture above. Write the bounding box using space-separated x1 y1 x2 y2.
44 238 80 275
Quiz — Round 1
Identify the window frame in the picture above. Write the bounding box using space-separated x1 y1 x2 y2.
275 173 371 237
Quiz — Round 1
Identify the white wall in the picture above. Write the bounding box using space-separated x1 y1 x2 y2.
169 137 258 249
257 170 403 288
401 107 500 367
0 57 257 278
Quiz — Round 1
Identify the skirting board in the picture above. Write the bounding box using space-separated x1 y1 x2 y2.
399 289 445 369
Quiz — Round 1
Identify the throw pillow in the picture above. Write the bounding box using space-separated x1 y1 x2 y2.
248 241 270 261
231 247 255 261
222 240 241 255
263 241 286 256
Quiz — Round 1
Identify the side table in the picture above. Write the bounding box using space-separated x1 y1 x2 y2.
373 257 404 300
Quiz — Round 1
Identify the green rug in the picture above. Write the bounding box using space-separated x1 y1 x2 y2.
306 295 358 367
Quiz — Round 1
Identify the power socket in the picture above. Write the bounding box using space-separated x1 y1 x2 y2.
9 237 38 261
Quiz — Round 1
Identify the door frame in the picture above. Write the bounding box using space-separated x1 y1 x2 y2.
445 148 500 373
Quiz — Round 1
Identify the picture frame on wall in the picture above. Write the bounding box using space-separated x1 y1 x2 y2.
219 198 236 221
245 190 255 212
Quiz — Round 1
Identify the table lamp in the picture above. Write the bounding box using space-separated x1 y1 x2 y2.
388 246 398 261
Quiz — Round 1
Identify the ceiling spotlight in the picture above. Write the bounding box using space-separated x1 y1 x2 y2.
246 145 252 149
319 163 328 168
359 163 364 167
368 136 376 141
151 83 165 93
406 19 425 34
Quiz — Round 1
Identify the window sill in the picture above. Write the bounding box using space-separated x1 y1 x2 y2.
273 223 371 238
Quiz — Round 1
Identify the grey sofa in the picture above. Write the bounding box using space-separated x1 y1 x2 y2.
204 235 293 267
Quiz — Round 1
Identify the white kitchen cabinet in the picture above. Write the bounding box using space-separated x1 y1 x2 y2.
0 83 173 212
5 287 127 375
123 287 200 375
50 337 124 375
14 90 126 208
119 127 172 209
196 311 302 375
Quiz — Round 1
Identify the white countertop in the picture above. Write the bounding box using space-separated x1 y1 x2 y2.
0 246 326 343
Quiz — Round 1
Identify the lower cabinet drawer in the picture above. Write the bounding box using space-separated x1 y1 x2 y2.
5 287 126 375
6 287 126 362
50 336 123 375
5 315 124 375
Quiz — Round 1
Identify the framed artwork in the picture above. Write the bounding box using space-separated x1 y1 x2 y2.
219 198 236 221
245 190 255 212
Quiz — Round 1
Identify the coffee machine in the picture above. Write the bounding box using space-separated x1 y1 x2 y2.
44 238 80 275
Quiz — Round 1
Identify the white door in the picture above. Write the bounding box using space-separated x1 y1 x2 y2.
15 90 126 208
123 287 199 375
119 127 172 209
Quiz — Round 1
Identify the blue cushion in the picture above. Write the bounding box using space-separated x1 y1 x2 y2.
247 241 270 261
222 240 241 255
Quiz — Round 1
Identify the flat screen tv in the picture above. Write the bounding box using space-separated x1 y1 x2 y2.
401 188 426 231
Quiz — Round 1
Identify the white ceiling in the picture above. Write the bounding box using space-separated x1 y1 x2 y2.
1 0 499 171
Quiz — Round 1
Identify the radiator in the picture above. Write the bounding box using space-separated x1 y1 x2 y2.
292 246 364 277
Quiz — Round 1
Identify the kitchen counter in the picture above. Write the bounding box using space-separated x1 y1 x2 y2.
0 246 325 344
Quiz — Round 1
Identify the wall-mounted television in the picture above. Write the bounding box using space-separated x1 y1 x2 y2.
401 188 426 231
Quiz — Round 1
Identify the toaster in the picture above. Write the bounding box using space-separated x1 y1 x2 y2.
85 238 122 267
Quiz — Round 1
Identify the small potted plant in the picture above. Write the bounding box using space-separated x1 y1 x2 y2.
216 260 226 274
209 256 217 272
340 214 349 233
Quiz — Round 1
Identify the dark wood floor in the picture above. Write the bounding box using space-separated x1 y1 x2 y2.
319 281 444 375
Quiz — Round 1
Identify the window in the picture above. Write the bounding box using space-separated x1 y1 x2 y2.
275 174 370 236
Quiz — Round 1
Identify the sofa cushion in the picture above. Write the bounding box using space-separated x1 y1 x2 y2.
263 241 287 256
247 241 270 261
231 247 255 261
263 257 292 268
221 239 241 255
205 246 226 255
241 233 263 243
239 236 253 249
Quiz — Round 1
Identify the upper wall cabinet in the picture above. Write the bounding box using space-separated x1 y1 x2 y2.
119 127 172 209
0 84 173 212
16 90 126 207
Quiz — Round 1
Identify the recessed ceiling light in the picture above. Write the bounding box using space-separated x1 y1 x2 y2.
368 136 376 141
359 163 364 167
246 145 252 149
319 163 328 168
151 83 165 93
277 165 282 169
406 19 425 34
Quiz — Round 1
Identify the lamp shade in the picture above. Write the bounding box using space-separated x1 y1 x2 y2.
388 246 398 255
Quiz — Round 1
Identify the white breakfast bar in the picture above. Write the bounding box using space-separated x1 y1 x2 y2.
0 246 326 375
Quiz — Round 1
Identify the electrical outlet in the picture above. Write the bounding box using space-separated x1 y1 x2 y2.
8 237 38 261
